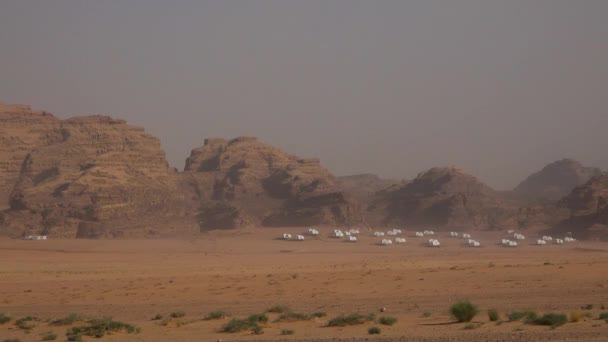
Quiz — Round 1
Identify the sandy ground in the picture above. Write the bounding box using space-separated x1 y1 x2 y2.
1 227 608 341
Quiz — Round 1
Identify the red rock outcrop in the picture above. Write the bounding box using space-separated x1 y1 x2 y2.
184 137 361 229
369 167 517 229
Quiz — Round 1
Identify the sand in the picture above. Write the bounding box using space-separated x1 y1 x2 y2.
1 227 607 341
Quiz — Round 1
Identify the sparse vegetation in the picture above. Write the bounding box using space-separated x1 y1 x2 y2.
463 323 477 330
280 329 295 335
422 311 431 317
65 317 139 340
368 326 381 334
599 312 608 321
221 314 267 333
0 313 10 324
276 312 311 322
378 316 397 326
170 311 185 318
488 309 499 322
3 339 20 342
42 332 58 341
66 334 82 342
327 313 375 327
530 313 568 328
450 300 478 322
205 310 228 320
50 313 81 326
311 311 327 318
266 305 290 313
508 310 537 322
15 316 37 332
151 314 163 321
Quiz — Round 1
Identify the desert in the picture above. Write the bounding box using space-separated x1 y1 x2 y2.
1 228 608 341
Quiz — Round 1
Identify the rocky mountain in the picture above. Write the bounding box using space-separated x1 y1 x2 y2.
368 167 517 229
336 174 402 200
0 104 195 238
514 159 603 200
552 175 608 239
183 137 361 230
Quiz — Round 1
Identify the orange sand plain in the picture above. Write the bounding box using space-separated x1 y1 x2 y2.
1 227 608 341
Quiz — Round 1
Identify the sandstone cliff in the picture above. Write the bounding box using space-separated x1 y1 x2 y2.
336 174 402 201
184 137 361 230
368 167 517 230
514 159 603 201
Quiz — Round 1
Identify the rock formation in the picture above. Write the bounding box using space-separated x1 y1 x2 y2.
369 167 517 229
0 103 195 238
514 159 603 200
184 137 361 230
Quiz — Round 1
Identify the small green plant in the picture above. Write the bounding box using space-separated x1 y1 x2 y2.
3 339 21 342
251 324 264 335
450 300 478 322
378 316 397 326
488 309 499 322
247 313 268 324
15 316 37 332
599 312 608 321
266 305 290 313
151 314 163 320
50 313 81 326
422 311 431 317
221 319 251 333
530 313 568 328
311 311 327 318
66 317 139 339
368 326 381 334
205 310 227 320
66 334 82 342
508 310 537 322
276 312 310 322
327 313 375 327
280 329 295 335
170 311 185 318
0 313 10 324
42 332 58 341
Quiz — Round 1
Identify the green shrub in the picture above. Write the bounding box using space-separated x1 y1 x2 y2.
66 317 139 338
50 313 81 326
280 329 295 335
570 311 583 322
276 312 310 322
508 310 537 322
15 316 36 332
151 314 163 321
170 311 185 318
266 305 290 313
422 311 431 317
530 313 568 328
251 324 264 335
3 339 20 342
368 326 381 334
65 334 82 342
311 311 327 318
450 300 478 322
247 313 268 324
42 333 58 341
599 312 608 321
378 316 397 326
0 313 10 324
205 310 227 320
327 313 375 327
221 319 251 333
488 309 499 322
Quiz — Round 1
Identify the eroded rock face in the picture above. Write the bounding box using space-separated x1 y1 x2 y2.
370 167 516 229
184 137 361 229
1 105 192 238
0 102 63 209
514 159 603 200
552 175 608 239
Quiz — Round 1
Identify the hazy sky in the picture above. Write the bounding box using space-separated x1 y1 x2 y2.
1 1 607 189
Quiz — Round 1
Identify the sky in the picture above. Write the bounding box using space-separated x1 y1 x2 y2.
1 0 607 190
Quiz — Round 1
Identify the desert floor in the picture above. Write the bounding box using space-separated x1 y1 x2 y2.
1 228 608 342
